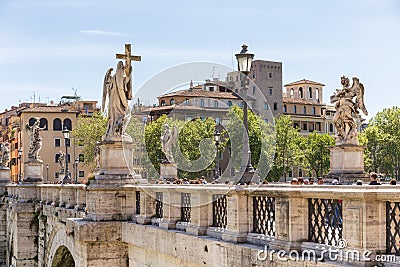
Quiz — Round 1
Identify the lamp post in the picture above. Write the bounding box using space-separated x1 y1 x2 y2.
18 147 22 183
74 158 79 183
235 44 255 178
46 164 49 183
214 130 221 179
62 127 71 183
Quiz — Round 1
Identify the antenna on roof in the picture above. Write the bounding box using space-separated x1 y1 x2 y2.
72 87 78 96
212 66 216 79
231 49 235 71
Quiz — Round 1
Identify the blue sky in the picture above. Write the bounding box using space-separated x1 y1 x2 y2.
1 0 399 120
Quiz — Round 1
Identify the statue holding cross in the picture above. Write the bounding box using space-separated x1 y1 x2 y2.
102 44 141 141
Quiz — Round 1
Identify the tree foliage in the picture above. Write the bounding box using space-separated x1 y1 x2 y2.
361 106 400 178
144 115 217 179
298 132 335 177
71 113 107 171
224 105 275 180
267 115 301 181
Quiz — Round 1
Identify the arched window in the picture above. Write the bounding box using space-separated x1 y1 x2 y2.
227 100 232 107
184 99 189 105
290 88 294 97
309 87 312 98
53 118 62 131
28 118 36 126
312 107 316 115
299 87 303 98
294 105 297 113
160 100 165 106
39 118 48 130
329 123 334 132
283 104 287 113
63 119 72 131
316 89 320 100
283 87 287 95
170 99 175 105
303 106 307 114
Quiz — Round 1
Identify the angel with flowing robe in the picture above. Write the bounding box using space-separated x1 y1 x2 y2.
101 61 132 141
330 76 368 144
161 124 178 163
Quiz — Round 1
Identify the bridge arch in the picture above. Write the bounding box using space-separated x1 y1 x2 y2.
51 246 74 267
46 223 76 267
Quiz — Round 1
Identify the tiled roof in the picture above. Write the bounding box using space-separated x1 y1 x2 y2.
283 97 324 106
159 89 238 100
21 106 79 113
284 79 325 87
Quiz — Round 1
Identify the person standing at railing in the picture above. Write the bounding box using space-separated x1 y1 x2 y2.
369 172 381 185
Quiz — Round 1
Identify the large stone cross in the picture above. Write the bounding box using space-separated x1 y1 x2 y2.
116 43 141 67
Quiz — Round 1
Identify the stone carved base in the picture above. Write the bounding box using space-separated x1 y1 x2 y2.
95 141 146 184
160 163 177 181
23 161 43 183
327 144 369 184
0 169 10 184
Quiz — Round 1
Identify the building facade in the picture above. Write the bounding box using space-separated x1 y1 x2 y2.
0 98 98 183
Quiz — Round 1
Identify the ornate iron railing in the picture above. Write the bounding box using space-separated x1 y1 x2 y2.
253 196 275 236
181 193 191 223
155 192 163 218
212 194 227 228
308 198 343 246
135 191 140 215
386 201 400 255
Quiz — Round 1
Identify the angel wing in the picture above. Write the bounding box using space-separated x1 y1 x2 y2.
171 125 179 145
102 68 113 112
353 78 368 116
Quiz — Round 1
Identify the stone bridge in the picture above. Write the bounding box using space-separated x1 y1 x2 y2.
0 179 398 267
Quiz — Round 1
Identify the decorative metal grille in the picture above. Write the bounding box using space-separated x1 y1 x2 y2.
212 194 227 228
386 201 400 255
181 193 191 223
253 196 275 236
308 198 343 246
155 192 163 218
135 191 140 215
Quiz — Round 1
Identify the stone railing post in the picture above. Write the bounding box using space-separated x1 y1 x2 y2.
186 190 211 236
222 188 249 243
136 189 155 225
343 192 386 256
159 189 181 230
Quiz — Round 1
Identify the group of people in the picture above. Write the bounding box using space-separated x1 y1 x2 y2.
290 177 324 185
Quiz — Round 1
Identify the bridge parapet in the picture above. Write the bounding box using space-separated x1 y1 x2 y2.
2 182 400 266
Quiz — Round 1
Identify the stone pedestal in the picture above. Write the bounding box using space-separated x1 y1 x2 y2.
23 161 43 183
160 163 177 181
0 169 10 184
95 141 145 183
327 144 369 184
86 140 144 221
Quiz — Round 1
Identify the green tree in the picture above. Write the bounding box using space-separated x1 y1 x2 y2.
144 115 217 179
299 132 335 177
224 105 275 180
71 113 107 171
268 115 300 182
363 106 400 178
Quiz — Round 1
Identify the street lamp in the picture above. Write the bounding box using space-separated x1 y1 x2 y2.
235 44 255 178
62 127 71 183
74 158 79 183
18 147 22 183
214 130 221 179
46 164 49 183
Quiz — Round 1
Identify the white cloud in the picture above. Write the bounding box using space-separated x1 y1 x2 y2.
79 30 129 37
